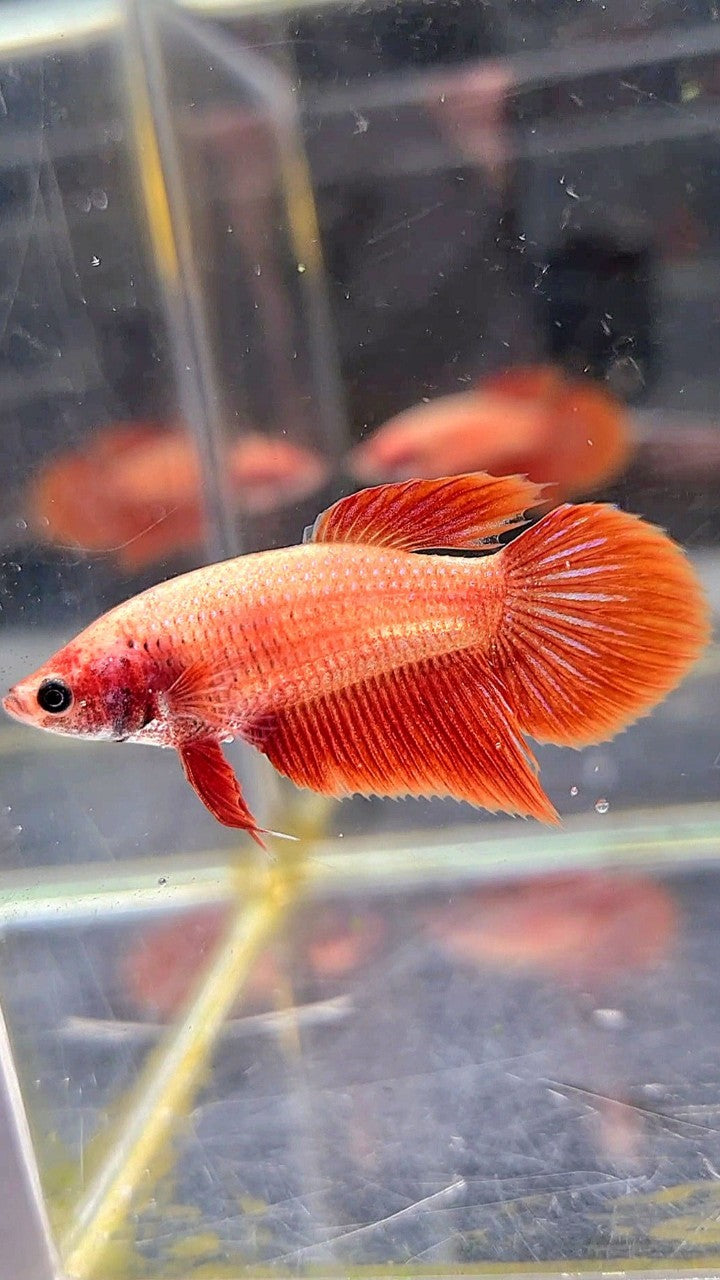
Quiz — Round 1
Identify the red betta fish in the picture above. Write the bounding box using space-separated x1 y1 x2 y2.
2 473 710 844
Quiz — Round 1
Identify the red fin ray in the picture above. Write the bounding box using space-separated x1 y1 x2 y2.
492 502 711 747
249 650 558 824
304 472 545 552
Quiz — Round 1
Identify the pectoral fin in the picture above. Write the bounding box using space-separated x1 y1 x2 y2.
164 659 238 723
179 737 266 846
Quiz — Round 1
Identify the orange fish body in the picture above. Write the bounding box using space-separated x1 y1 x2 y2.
4 473 709 843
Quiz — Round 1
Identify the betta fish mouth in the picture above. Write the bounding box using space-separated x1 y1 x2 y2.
3 690 27 722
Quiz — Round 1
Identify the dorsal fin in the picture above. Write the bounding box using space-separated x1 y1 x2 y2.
303 473 545 553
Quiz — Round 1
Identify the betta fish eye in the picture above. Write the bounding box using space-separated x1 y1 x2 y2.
36 678 73 715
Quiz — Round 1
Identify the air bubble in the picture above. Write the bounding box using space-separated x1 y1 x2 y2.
12 824 22 834
90 188 108 210
91 255 101 267
15 518 27 531
595 798 609 814
570 785 578 796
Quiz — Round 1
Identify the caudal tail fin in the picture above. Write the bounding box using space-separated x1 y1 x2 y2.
492 502 711 747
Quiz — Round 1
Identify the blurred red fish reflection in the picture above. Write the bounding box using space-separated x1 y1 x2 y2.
122 904 387 1023
422 871 677 989
29 420 329 570
351 364 632 499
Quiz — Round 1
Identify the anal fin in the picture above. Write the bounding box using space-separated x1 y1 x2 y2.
179 737 266 846
249 650 558 824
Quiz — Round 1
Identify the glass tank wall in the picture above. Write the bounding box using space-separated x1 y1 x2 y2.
0 1 719 1277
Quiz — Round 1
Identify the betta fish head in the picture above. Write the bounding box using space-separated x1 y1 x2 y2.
3 638 159 743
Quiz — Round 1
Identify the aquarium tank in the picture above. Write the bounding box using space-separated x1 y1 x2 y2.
1 0 720 1278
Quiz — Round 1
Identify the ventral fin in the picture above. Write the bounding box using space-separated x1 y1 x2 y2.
303 473 547 553
179 737 266 845
249 650 558 824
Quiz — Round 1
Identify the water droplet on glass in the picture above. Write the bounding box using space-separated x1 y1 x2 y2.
570 785 578 796
592 1007 627 1030
595 798 609 814
582 751 618 788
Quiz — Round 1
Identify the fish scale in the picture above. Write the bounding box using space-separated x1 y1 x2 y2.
107 542 499 713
